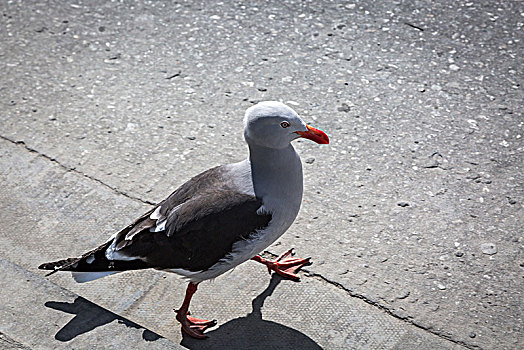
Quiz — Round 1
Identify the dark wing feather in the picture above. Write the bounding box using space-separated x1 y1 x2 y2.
112 166 229 248
39 165 270 274
38 207 157 275
157 166 227 217
38 240 149 275
114 189 272 271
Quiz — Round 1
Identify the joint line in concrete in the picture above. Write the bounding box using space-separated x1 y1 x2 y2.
306 271 478 350
0 134 156 207
0 133 481 349
261 249 478 350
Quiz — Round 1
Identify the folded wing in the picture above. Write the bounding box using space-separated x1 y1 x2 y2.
39 166 272 276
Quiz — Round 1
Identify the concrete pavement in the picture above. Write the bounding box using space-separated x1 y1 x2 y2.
0 136 462 349
1 0 522 349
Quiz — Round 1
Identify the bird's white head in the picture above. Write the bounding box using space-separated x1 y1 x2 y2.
243 101 329 149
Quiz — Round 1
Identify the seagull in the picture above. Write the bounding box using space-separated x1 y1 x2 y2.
39 101 329 339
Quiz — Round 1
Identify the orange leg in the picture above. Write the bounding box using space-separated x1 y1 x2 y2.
251 248 310 281
174 282 217 339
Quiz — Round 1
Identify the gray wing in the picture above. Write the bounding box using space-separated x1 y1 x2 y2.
112 165 229 245
112 190 271 271
109 166 272 271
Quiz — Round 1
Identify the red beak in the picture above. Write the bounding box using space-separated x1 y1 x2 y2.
296 125 330 144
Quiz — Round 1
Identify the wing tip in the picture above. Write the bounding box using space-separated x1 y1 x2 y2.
39 262 63 277
38 258 79 275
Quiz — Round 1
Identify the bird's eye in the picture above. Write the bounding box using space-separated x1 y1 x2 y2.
280 121 291 128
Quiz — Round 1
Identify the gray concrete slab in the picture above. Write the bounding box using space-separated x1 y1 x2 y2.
0 137 463 349
0 257 175 350
0 0 522 349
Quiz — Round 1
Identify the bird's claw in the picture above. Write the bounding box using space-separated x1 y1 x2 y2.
254 248 311 281
175 309 217 339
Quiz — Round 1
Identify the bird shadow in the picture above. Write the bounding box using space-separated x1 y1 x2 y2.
180 274 322 350
45 297 162 342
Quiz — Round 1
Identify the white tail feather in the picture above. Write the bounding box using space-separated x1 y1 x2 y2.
71 271 119 283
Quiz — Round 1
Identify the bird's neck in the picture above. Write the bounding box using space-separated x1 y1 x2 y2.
248 144 303 201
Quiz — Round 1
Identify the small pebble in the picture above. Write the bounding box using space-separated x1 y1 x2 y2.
397 201 410 207
455 251 464 257
337 103 351 112
305 157 315 164
437 283 446 290
481 243 497 255
436 188 447 195
466 173 481 180
187 136 196 140
422 160 439 168
469 332 476 338
508 198 517 205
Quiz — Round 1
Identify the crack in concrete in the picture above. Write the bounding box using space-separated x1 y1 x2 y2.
261 249 478 349
0 331 32 350
0 135 156 206
303 271 479 350
2 133 479 349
